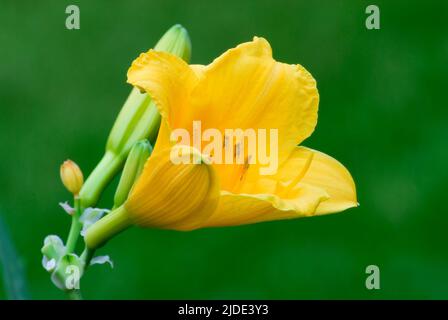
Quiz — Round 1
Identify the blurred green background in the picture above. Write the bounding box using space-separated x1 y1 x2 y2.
0 0 447 299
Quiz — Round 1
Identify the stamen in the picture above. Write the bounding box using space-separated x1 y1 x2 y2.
283 151 314 194
239 155 251 180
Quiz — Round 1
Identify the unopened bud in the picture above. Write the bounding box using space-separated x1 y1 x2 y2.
113 140 152 209
154 23 192 62
60 160 84 196
79 25 192 209
106 24 191 158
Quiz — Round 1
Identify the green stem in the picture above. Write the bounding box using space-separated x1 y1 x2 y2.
65 197 82 254
84 205 132 250
80 247 95 272
79 151 124 208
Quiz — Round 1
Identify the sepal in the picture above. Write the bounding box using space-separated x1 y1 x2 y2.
90 255 114 268
79 207 110 237
41 235 65 272
50 253 85 291
59 201 74 215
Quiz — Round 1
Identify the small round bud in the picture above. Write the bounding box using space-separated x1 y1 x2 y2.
60 160 84 196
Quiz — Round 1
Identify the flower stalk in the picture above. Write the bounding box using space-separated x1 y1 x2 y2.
65 196 82 254
84 205 132 250
42 24 193 299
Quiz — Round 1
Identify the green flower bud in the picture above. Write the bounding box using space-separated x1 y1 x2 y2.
106 24 191 157
113 140 152 209
79 24 191 208
154 23 192 62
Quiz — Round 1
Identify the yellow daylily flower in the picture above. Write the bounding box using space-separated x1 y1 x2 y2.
85 37 358 248
125 36 357 229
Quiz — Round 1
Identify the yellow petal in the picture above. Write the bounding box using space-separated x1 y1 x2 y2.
188 36 319 161
204 185 328 227
127 38 319 191
125 145 220 230
193 37 319 190
204 146 357 227
151 119 174 155
127 50 199 129
287 147 358 215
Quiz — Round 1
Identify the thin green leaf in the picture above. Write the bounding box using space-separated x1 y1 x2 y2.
0 213 30 300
